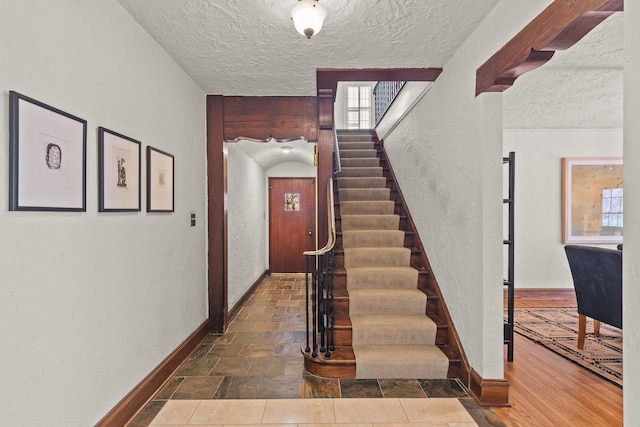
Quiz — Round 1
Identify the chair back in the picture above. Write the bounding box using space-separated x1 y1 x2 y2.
564 245 622 329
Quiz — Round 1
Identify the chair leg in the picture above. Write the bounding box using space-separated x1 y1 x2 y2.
593 320 601 336
578 314 586 349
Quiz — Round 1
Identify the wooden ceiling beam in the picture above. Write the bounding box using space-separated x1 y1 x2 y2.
316 68 442 97
476 0 623 96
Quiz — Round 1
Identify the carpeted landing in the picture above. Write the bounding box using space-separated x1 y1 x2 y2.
337 133 449 379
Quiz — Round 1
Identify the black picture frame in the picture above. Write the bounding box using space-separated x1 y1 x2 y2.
98 127 142 212
9 91 87 211
146 146 174 212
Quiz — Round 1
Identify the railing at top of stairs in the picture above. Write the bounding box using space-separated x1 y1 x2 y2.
374 81 405 126
303 152 338 359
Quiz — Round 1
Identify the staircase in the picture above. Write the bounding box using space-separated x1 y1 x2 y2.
303 129 462 379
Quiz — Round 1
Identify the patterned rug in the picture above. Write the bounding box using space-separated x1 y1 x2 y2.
512 307 622 388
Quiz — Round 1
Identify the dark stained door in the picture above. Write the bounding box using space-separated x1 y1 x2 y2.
269 177 316 273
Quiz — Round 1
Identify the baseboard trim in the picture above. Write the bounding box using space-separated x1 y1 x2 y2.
228 270 269 322
468 368 510 407
512 288 575 301
95 320 209 427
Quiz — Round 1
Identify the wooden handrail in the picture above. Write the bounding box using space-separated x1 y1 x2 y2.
304 178 335 256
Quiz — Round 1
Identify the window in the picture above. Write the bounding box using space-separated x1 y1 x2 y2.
347 86 372 129
601 188 623 227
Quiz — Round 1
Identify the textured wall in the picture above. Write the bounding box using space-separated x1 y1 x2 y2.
227 145 268 309
0 1 206 425
504 129 622 289
624 3 640 423
381 0 552 380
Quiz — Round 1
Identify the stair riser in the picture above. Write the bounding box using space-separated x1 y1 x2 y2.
341 217 400 231
343 252 411 268
333 328 352 346
352 328 436 346
340 158 380 168
341 232 405 248
337 201 396 216
333 269 429 290
336 133 373 143
349 300 426 315
332 298 349 317
337 189 391 202
339 167 383 178
338 142 374 150
337 177 388 189
335 232 413 248
330 319 447 347
336 216 405 230
339 149 378 158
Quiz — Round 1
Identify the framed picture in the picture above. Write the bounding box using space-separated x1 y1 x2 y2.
562 157 623 244
9 91 87 211
146 146 174 212
98 127 141 212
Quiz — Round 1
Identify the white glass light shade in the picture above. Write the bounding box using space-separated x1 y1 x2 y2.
291 0 327 39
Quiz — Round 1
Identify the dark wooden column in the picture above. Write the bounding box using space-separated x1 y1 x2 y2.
206 95 227 333
316 88 335 247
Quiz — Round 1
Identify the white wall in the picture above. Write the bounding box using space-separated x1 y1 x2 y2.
624 2 640 423
226 156 316 309
380 0 552 380
504 129 623 289
227 145 268 309
0 1 206 426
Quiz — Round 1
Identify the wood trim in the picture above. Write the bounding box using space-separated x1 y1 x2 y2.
95 321 209 426
222 96 318 141
317 68 442 98
512 288 576 301
228 270 269 322
475 0 623 95
207 95 228 333
469 368 510 407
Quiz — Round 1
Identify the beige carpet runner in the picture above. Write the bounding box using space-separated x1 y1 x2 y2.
337 132 449 379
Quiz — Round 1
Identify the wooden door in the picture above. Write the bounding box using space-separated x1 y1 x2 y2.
269 178 316 273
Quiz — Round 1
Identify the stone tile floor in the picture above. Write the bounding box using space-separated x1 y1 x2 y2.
129 274 505 426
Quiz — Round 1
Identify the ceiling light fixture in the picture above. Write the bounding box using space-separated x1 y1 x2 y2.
291 0 327 39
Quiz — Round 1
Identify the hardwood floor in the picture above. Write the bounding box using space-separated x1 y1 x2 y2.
494 296 623 426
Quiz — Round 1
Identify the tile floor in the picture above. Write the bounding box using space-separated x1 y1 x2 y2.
129 274 504 427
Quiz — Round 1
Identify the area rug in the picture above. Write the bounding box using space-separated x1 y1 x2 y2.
511 307 622 388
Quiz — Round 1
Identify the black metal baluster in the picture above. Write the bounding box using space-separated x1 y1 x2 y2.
311 256 318 358
304 255 311 353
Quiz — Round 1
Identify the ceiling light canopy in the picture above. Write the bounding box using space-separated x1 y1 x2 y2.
291 0 327 39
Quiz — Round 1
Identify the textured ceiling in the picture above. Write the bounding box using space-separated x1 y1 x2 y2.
116 0 499 96
116 0 623 131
